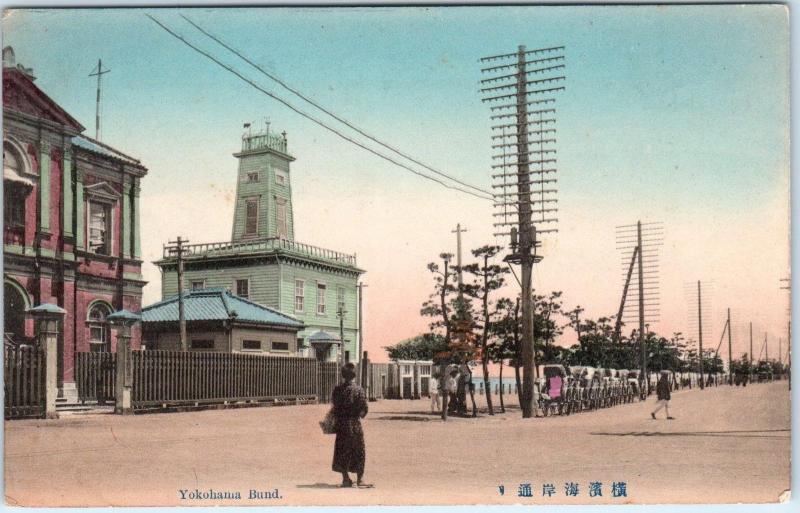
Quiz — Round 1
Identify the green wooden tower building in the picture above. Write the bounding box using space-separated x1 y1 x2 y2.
155 126 364 363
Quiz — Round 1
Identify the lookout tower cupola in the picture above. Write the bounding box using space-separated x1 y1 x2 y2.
231 123 296 242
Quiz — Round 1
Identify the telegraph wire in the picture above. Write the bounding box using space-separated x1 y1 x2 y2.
145 14 492 201
179 14 492 199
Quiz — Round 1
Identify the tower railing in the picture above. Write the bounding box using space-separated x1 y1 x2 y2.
241 131 288 154
161 237 357 266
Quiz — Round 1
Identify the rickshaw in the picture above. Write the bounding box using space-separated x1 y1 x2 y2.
616 370 631 403
539 364 568 416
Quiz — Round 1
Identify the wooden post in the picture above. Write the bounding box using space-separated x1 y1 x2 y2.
44 328 59 419
115 329 133 415
361 351 369 397
413 361 420 399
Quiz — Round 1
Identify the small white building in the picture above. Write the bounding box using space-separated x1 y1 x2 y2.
393 359 433 399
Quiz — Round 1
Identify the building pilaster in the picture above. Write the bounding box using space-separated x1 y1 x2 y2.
39 141 51 233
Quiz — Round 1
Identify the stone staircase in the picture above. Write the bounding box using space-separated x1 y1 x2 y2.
56 383 115 415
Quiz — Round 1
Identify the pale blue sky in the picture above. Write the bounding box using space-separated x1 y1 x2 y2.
1 5 790 359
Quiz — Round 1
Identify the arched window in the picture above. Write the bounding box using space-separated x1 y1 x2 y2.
3 279 30 344
87 302 112 352
3 141 32 231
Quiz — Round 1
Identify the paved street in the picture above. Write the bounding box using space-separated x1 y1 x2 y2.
4 381 790 506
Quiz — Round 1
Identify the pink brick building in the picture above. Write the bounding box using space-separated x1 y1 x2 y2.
3 48 147 399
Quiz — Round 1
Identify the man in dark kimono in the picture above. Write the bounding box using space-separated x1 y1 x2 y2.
332 363 370 488
650 370 675 420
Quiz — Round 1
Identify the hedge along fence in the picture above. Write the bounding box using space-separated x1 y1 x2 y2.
130 351 338 411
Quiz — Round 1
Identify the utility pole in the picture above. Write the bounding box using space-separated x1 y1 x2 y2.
166 236 189 351
750 322 754 367
727 308 733 385
515 46 534 419
638 221 647 394
356 282 367 384
479 44 565 418
697 280 704 390
452 223 468 291
89 59 111 141
616 221 662 395
338 303 347 367
765 333 768 362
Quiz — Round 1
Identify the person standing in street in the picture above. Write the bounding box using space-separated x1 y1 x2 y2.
429 373 441 413
446 369 458 414
651 370 675 420
331 363 371 488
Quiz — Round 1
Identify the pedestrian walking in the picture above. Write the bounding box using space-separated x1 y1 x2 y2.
446 369 458 414
429 373 441 413
331 363 372 488
650 370 675 420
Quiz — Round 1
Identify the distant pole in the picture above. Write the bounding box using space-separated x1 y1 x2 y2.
750 322 753 367
338 303 346 367
638 221 647 394
89 59 111 140
727 308 733 385
166 236 189 351
452 224 468 292
697 280 704 390
765 333 768 362
357 282 367 383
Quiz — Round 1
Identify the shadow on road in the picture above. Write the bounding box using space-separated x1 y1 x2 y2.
374 415 433 422
296 483 345 489
591 429 789 439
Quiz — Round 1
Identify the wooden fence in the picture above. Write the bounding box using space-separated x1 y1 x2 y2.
4 344 45 419
76 352 116 404
130 351 337 410
366 363 391 400
317 361 339 404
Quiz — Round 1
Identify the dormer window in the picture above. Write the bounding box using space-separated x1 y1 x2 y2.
83 182 120 256
88 201 110 255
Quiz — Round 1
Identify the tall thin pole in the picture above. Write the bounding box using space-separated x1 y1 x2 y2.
338 304 346 367
516 46 535 419
727 308 733 385
452 224 467 292
89 59 111 140
765 333 768 362
638 221 646 394
750 322 753 367
697 280 704 389
167 236 189 352
357 282 367 383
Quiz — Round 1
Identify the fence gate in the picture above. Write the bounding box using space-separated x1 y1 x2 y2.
75 352 116 404
4 344 45 419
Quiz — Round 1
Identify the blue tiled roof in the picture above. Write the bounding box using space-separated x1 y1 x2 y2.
72 135 143 167
142 288 303 329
